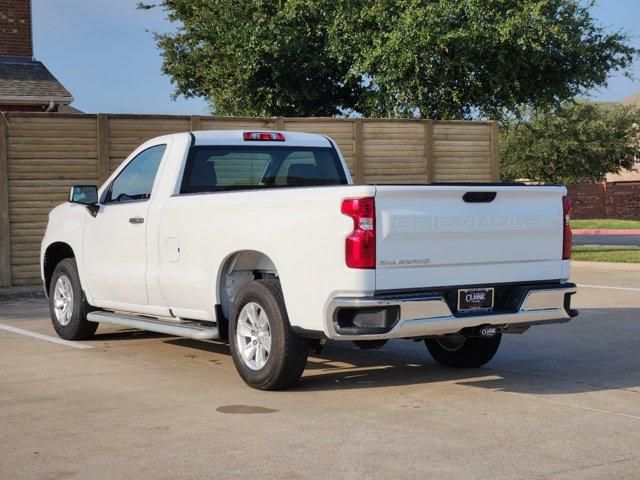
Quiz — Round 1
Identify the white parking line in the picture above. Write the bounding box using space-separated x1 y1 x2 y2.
0 323 94 349
506 391 640 420
577 284 640 292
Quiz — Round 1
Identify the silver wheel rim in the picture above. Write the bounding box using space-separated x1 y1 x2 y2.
236 302 271 371
437 335 466 352
53 274 74 326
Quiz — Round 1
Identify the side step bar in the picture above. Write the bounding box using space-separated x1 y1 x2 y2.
87 311 220 340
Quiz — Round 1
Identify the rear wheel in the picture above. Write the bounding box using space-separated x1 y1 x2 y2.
425 334 501 368
229 280 309 390
48 258 98 340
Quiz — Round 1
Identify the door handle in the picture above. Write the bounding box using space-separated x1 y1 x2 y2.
463 192 496 203
129 217 144 224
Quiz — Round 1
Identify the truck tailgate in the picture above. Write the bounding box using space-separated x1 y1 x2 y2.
374 185 567 291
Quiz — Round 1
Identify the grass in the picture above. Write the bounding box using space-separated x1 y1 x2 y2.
572 245 640 263
572 219 640 230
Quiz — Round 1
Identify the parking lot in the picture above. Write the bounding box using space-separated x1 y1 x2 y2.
1 263 638 480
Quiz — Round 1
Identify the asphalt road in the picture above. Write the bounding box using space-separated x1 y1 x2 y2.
1 264 639 479
573 234 640 246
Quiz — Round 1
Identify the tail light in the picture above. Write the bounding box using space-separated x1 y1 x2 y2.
562 195 572 260
341 197 376 269
243 131 285 141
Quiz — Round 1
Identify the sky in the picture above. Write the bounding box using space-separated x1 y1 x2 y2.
32 0 640 115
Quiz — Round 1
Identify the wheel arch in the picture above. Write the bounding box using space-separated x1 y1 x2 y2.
43 242 76 296
216 250 279 320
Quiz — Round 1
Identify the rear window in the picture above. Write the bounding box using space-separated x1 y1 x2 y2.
180 146 348 194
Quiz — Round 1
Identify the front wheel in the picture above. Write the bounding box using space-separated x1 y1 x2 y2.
425 334 501 368
229 280 309 390
48 258 98 340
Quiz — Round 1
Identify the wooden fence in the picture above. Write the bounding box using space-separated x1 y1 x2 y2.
0 113 500 287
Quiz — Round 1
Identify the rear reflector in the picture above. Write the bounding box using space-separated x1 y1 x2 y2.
562 196 572 260
341 197 376 269
243 131 285 141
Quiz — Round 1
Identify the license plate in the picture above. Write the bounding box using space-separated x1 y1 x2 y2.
457 287 494 312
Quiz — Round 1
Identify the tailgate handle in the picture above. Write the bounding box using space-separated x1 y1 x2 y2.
463 192 496 203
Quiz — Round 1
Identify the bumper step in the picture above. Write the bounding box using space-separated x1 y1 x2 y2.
87 311 220 340
327 283 577 340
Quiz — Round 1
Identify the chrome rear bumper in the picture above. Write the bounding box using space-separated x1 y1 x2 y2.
326 284 577 340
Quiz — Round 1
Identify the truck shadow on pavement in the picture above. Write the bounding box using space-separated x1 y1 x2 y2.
166 307 639 395
93 329 170 341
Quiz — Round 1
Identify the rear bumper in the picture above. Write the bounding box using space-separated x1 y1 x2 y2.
326 283 577 340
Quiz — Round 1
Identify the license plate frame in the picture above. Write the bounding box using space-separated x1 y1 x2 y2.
457 287 495 312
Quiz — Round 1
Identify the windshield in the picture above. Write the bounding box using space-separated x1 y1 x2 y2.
180 145 348 194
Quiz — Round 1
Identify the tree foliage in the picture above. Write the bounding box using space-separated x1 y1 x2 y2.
139 0 363 116
500 102 640 183
331 0 636 119
141 0 637 119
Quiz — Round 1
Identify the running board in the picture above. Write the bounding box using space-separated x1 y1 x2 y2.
87 311 220 340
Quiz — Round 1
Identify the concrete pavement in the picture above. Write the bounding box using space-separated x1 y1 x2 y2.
0 265 639 479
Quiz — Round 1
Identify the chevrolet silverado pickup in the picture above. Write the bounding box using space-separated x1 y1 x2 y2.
41 130 577 389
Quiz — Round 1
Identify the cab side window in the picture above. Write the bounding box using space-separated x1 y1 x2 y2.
105 144 166 203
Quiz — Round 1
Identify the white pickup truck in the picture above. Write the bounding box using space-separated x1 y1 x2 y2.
41 130 577 389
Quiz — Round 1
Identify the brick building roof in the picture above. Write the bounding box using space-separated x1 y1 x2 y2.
621 91 640 106
0 57 73 104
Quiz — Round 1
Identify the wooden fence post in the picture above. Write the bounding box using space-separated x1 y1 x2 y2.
424 120 434 184
491 121 500 182
97 114 110 185
190 115 201 131
353 118 364 184
274 117 285 131
0 115 11 287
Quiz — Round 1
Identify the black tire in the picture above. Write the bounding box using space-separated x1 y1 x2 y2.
229 279 309 390
425 334 501 368
48 258 98 340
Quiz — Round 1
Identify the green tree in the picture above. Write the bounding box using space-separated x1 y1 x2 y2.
139 0 363 116
500 102 640 183
142 0 636 119
331 0 636 119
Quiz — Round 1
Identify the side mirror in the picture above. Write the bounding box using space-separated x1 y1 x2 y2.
69 185 99 216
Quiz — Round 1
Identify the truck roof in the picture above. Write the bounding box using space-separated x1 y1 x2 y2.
191 130 333 148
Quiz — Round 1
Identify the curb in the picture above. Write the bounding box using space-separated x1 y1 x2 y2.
573 229 640 236
0 286 45 303
571 261 640 271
